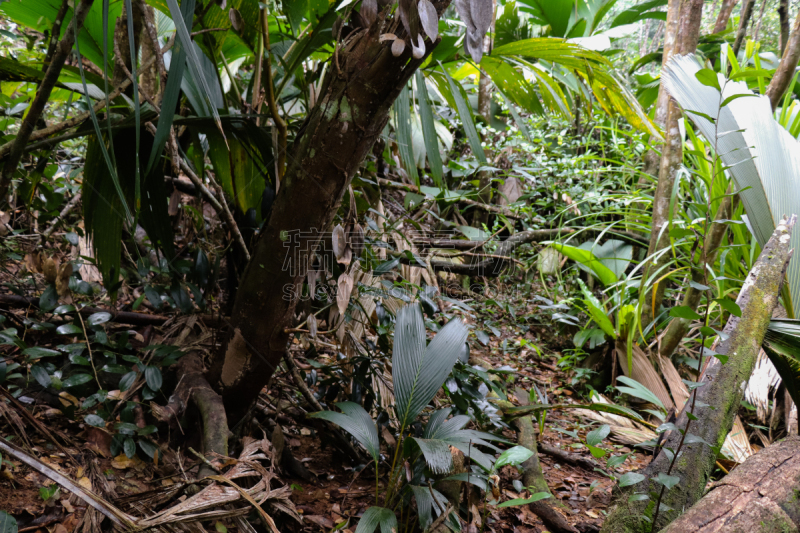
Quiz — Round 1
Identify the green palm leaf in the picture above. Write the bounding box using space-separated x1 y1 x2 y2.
763 320 800 407
308 402 380 463
662 54 800 319
410 485 449 530
355 506 398 533
393 304 469 430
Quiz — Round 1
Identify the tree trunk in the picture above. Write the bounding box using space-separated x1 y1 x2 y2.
658 193 733 359
638 0 684 186
601 216 796 533
767 7 800 111
113 0 144 90
714 0 740 32
779 0 790 55
473 2 495 228
207 8 448 424
640 0 706 329
732 0 756 58
659 436 800 533
752 0 768 42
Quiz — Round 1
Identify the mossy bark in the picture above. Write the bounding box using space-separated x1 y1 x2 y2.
659 436 800 533
601 216 796 533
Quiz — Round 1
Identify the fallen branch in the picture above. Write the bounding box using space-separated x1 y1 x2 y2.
538 443 602 472
0 293 223 327
377 178 520 218
41 192 82 239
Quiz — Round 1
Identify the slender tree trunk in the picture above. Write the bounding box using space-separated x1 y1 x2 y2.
767 7 800 111
601 216 796 533
638 0 684 187
207 7 448 424
779 0 790 55
0 0 96 203
732 0 756 58
640 0 706 329
714 0 740 32
658 193 733 359
752 0 768 42
473 0 495 227
659 436 800 533
113 0 144 90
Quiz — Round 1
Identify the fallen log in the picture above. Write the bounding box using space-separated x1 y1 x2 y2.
601 215 796 533
660 436 800 533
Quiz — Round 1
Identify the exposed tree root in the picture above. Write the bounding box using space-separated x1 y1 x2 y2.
151 352 229 478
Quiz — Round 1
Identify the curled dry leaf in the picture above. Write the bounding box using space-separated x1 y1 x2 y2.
337 273 354 315
360 0 377 27
332 224 346 260
418 0 439 41
398 0 421 41
24 252 43 274
454 0 492 62
307 268 319 299
350 224 365 258
308 314 318 339
392 38 406 57
43 257 58 284
379 33 397 42
411 33 426 59
228 8 243 31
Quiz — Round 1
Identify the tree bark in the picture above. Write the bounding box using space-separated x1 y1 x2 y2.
732 0 756 58
207 6 450 424
659 436 800 533
779 0 790 55
713 0 740 32
638 0 684 186
601 216 796 533
473 2 496 228
752 0 768 42
113 0 144 90
640 0 706 329
0 0 96 203
767 7 800 111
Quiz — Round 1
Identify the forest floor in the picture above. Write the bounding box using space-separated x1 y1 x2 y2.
0 258 653 532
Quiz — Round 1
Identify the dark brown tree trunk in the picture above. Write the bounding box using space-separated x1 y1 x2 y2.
207 8 448 424
660 436 800 533
602 216 796 533
779 0 790 54
752 0 768 41
767 6 800 111
113 0 144 90
732 0 756 57
473 1 495 228
714 0 740 32
640 0 706 329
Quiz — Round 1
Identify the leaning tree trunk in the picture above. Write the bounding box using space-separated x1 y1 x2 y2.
713 0 740 32
640 0 705 328
601 216 796 533
767 6 800 111
207 7 449 423
659 436 800 533
732 0 756 58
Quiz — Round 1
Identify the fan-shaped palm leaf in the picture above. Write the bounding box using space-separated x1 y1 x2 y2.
393 304 469 431
308 402 380 463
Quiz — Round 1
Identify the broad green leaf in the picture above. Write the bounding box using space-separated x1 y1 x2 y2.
394 85 419 185
439 63 487 164
669 306 703 320
415 72 443 187
616 376 666 411
145 367 162 391
494 445 534 469
480 56 544 115
618 472 646 487
309 402 380 463
355 506 397 533
654 472 681 490
86 312 112 326
393 304 469 430
497 492 551 507
550 243 618 286
56 324 83 336
663 55 800 320
577 279 617 338
586 424 610 446
63 374 93 388
85 414 105 427
30 365 51 388
0 510 17 533
22 347 61 359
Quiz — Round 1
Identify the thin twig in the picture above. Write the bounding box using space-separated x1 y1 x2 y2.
41 192 81 239
260 6 287 180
